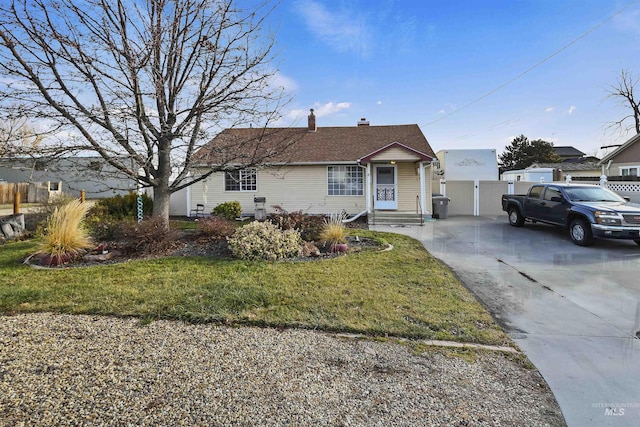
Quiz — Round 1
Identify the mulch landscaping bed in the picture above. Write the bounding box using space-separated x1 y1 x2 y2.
22 215 378 268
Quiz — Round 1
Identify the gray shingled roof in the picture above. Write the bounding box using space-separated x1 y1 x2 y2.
553 146 585 157
530 162 600 171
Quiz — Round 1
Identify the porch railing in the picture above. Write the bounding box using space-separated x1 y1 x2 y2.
416 195 424 226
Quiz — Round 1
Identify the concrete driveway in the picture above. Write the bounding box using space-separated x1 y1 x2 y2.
372 216 640 427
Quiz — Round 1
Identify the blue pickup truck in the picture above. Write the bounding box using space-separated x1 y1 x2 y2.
501 183 640 246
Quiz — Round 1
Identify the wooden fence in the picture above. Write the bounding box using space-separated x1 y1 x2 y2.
0 183 28 204
0 182 56 204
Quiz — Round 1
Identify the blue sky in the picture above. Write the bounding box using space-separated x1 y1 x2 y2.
267 0 640 157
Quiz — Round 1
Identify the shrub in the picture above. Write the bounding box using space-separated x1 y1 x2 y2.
212 201 242 220
228 221 302 261
197 216 236 241
112 217 181 255
86 193 153 239
87 216 121 241
88 192 153 221
268 208 324 242
319 212 347 245
38 199 93 265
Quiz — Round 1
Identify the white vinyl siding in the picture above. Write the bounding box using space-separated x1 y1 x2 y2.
191 166 366 215
369 147 422 162
396 162 421 210
185 163 433 217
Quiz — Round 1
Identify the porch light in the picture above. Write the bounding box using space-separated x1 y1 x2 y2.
390 161 396 164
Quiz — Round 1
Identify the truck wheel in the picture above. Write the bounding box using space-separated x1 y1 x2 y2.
508 207 525 227
569 218 594 246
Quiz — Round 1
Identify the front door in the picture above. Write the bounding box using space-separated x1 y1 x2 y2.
374 165 397 210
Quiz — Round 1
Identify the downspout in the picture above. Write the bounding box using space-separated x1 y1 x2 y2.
185 171 192 217
186 183 191 217
345 161 370 224
342 210 368 223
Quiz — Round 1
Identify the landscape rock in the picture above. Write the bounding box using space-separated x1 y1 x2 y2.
0 313 567 427
0 214 25 240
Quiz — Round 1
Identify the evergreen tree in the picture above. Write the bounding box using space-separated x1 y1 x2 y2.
499 135 561 171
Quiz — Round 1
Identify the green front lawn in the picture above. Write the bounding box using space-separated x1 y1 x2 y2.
0 231 507 345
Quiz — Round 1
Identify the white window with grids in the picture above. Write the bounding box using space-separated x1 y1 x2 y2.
620 166 640 177
225 168 257 192
327 165 363 196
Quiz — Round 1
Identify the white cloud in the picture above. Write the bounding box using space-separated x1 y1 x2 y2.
294 0 372 57
376 100 382 105
544 107 554 113
267 71 298 93
313 101 351 117
274 101 351 126
567 105 576 115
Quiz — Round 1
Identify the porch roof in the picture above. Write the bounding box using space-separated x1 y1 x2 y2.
358 141 434 164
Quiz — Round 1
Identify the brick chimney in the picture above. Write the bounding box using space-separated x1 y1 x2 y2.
357 118 370 126
308 109 316 132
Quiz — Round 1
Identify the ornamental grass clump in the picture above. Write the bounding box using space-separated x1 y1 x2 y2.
38 199 93 265
319 212 347 245
228 221 302 261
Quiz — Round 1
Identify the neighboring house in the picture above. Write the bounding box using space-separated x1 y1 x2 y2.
553 146 585 161
598 133 640 179
0 156 137 198
181 110 436 219
528 162 602 180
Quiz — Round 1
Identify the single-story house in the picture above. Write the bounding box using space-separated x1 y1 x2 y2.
181 110 437 220
0 156 137 198
528 162 602 180
598 133 640 179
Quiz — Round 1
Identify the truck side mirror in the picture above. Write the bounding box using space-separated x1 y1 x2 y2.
550 196 564 203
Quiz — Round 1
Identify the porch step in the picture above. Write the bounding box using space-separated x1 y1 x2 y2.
368 211 426 226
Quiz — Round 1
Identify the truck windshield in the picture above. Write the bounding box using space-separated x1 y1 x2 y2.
563 187 625 202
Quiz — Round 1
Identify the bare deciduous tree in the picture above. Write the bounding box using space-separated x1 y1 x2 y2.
606 69 640 136
0 0 292 221
0 119 43 157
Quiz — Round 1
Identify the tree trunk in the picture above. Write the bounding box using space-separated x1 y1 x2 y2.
152 184 171 223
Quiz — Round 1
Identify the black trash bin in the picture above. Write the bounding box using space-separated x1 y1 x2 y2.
432 195 450 219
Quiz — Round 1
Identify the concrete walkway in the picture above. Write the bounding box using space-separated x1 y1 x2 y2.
372 216 640 427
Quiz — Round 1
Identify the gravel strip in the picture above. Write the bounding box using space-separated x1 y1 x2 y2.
0 313 565 426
